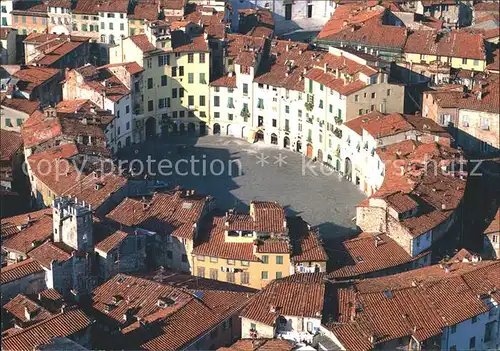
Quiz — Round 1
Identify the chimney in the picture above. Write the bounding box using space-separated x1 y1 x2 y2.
324 63 328 73
61 304 67 313
286 44 289 52
349 302 356 321
24 306 32 321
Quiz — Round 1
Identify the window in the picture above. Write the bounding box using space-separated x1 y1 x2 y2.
227 272 235 283
210 257 218 263
276 272 282 279
272 119 277 127
307 321 313 333
451 324 456 334
210 268 218 280
469 336 475 349
250 323 256 330
147 78 153 89
172 88 177 98
181 254 188 262
261 271 268 280
199 73 206 84
228 97 234 108
188 95 194 105
172 67 177 77
126 122 130 130
257 98 264 109
161 75 167 86
276 256 283 264
179 66 184 76
197 255 205 261
243 83 248 95
359 109 363 115
228 113 233 120
16 119 23 127
309 80 313 93
298 110 302 118
120 23 124 31
241 260 249 266
159 98 168 109
109 22 113 30
472 316 477 324
493 235 498 243
199 95 206 106
241 272 249 284
197 267 205 278
148 100 154 111
158 55 168 66
188 53 194 63
473 59 479 66
262 255 268 264
199 53 206 63
214 112 220 119
481 118 490 131
371 92 376 99
167 250 173 259
179 111 185 118
227 259 234 265
22 16 26 24
146 58 152 69
5 118 12 127
420 54 426 60
285 105 290 114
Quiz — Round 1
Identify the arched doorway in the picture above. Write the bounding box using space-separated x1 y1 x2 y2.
336 159 341 171
145 117 156 139
317 149 323 162
200 122 207 136
179 123 186 135
213 123 221 135
126 136 131 146
306 143 313 158
271 133 278 145
226 124 231 136
171 123 178 134
188 123 196 135
327 154 333 165
283 136 290 149
117 141 122 149
296 140 302 152
256 130 264 142
345 157 352 179
242 126 248 138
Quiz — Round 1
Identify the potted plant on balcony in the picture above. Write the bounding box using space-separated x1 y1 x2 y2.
305 101 314 112
334 116 343 125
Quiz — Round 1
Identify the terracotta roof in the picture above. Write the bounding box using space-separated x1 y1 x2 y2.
193 217 259 261
253 40 320 91
97 0 129 13
27 145 127 210
317 4 407 49
0 259 44 285
129 34 157 52
79 65 131 102
1 96 40 116
210 74 237 88
95 230 129 254
219 339 295 351
99 61 144 75
474 2 500 12
38 289 63 304
170 31 209 53
404 30 485 60
28 241 73 269
128 1 160 21
106 190 208 239
11 2 48 16
184 5 226 39
3 294 52 325
2 213 53 255
485 208 500 236
252 201 286 232
306 68 367 96
30 39 89 67
47 0 72 8
73 0 100 14
1 209 52 239
239 8 274 38
487 48 500 72
288 217 328 263
427 73 499 113
92 273 251 350
1 308 91 351
344 112 413 137
241 273 325 325
160 0 186 10
403 114 452 139
13 67 61 93
0 129 22 162
328 233 430 279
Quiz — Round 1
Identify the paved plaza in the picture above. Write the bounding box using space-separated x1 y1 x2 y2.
120 135 365 238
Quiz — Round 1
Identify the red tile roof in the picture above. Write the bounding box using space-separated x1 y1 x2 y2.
11 2 48 16
2 213 53 256
28 241 73 269
318 4 407 49
30 39 89 67
345 112 413 137
0 259 44 285
474 2 499 12
1 307 91 351
97 0 129 13
13 67 61 93
99 61 144 75
73 0 100 14
327 261 500 349
404 30 485 60
170 31 209 53
129 34 157 53
210 73 237 88
241 273 325 325
106 190 208 239
3 294 52 325
427 73 499 113
0 95 40 116
306 68 367 96
94 230 129 253
219 339 295 351
328 233 430 279
160 0 186 10
1 209 52 239
0 129 22 162
128 1 160 21
92 273 251 350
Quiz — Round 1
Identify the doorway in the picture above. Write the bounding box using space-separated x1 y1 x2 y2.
307 4 313 18
306 143 313 158
285 4 292 20
145 117 156 139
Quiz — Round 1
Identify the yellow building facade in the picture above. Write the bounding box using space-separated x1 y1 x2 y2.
404 52 487 72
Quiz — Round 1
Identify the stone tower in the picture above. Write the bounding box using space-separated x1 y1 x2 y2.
53 196 93 252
